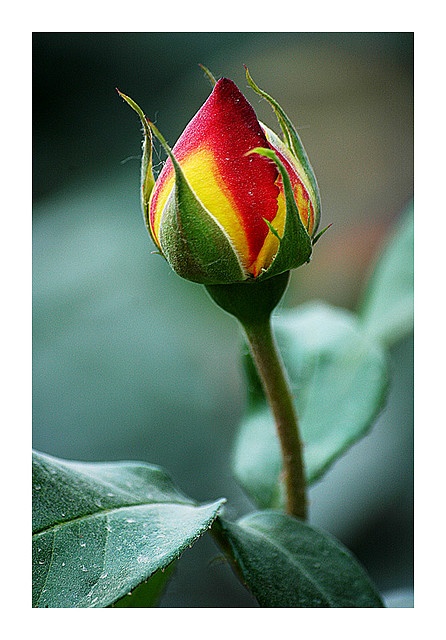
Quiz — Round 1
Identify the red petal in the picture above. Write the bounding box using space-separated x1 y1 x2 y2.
153 78 281 267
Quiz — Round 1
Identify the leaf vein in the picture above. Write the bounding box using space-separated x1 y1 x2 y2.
36 530 56 607
242 523 336 605
32 501 195 538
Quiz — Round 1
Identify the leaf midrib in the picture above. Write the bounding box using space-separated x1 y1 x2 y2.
32 499 197 538
238 521 337 606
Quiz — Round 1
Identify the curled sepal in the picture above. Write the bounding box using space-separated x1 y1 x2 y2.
245 67 321 233
312 223 332 246
198 63 217 87
248 147 312 280
117 90 156 241
148 121 247 284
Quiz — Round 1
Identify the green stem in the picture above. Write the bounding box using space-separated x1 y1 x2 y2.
205 272 307 520
242 317 307 520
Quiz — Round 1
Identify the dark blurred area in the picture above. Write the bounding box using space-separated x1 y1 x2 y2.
33 32 413 607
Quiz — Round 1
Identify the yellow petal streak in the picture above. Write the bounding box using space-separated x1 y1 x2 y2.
150 173 175 247
250 188 286 277
151 146 250 268
262 125 315 235
295 182 312 231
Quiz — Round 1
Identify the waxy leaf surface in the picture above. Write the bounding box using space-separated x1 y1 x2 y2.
218 511 384 607
32 451 225 608
233 303 388 508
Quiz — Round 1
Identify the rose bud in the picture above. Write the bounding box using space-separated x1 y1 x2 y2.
119 68 325 285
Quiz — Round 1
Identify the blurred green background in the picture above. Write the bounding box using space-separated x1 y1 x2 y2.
33 32 413 607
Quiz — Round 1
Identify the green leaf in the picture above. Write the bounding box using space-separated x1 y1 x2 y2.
217 511 384 607
233 302 388 508
358 200 414 347
32 450 225 608
111 563 176 607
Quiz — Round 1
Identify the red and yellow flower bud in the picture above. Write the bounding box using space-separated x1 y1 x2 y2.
119 69 323 285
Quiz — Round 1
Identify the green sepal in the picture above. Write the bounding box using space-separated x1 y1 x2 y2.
206 271 290 327
248 147 313 280
312 223 332 246
245 67 321 233
148 122 247 285
117 90 156 244
198 63 217 86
